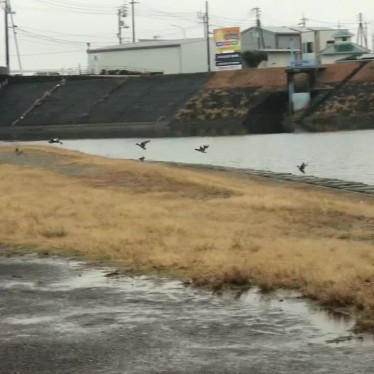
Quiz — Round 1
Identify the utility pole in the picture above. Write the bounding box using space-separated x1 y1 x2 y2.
9 1 22 74
117 9 122 44
130 0 139 43
197 2 211 72
3 0 10 71
205 1 211 72
117 3 129 44
252 7 265 49
356 12 368 48
299 13 308 28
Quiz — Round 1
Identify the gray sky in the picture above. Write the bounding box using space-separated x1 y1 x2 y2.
0 0 373 72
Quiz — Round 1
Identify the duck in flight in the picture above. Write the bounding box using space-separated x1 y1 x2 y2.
195 145 209 153
138 156 145 162
297 162 307 174
136 140 150 150
48 137 63 145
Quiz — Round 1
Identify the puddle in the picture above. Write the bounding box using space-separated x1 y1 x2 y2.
1 254 374 374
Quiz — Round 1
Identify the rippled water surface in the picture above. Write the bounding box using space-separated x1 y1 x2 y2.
44 130 374 185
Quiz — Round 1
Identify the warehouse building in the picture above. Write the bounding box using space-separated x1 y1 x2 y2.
87 38 215 75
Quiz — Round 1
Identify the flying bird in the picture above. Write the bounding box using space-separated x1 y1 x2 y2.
195 145 209 153
48 137 63 145
136 140 150 150
297 162 307 174
15 147 23 155
138 156 145 162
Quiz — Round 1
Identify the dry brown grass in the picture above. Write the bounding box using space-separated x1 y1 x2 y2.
0 145 374 327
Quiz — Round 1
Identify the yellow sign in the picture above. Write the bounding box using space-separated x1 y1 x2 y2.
213 27 241 54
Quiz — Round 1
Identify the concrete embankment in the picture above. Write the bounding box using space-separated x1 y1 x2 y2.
0 61 373 140
163 162 374 197
0 121 174 141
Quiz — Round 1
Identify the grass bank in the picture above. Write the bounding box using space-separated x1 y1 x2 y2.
0 145 373 331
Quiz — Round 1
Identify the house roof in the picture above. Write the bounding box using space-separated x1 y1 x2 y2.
332 29 354 38
320 41 369 55
242 25 337 35
88 38 208 53
242 26 301 35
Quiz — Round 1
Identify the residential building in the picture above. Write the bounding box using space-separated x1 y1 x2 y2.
241 26 302 51
319 30 370 64
241 26 349 67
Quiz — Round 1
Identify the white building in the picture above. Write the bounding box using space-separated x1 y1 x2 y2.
319 30 370 64
241 26 347 67
257 49 300 68
87 38 215 75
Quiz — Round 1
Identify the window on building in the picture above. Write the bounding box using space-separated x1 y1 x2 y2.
342 37 348 41
326 40 334 46
303 42 314 53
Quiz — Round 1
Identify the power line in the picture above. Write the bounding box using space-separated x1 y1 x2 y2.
17 29 88 45
34 0 119 11
31 0 118 15
19 25 116 39
11 49 85 57
17 36 113 47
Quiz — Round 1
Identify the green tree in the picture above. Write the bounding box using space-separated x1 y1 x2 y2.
241 50 268 68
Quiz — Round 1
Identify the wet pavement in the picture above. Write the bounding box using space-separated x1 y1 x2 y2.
1 255 374 374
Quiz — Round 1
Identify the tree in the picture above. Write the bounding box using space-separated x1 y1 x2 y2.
241 50 268 68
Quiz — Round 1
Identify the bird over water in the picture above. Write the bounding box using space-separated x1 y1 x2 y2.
48 137 63 145
195 145 209 153
297 162 307 173
136 140 150 150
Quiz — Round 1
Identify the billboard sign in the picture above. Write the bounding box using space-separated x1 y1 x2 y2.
213 27 242 71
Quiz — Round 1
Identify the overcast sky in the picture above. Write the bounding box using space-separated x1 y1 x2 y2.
0 0 373 72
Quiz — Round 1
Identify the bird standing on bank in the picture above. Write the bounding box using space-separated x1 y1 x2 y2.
136 140 150 150
297 162 307 173
195 145 209 153
48 137 63 145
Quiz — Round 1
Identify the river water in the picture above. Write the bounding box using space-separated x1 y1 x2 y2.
1 255 374 374
48 130 374 185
